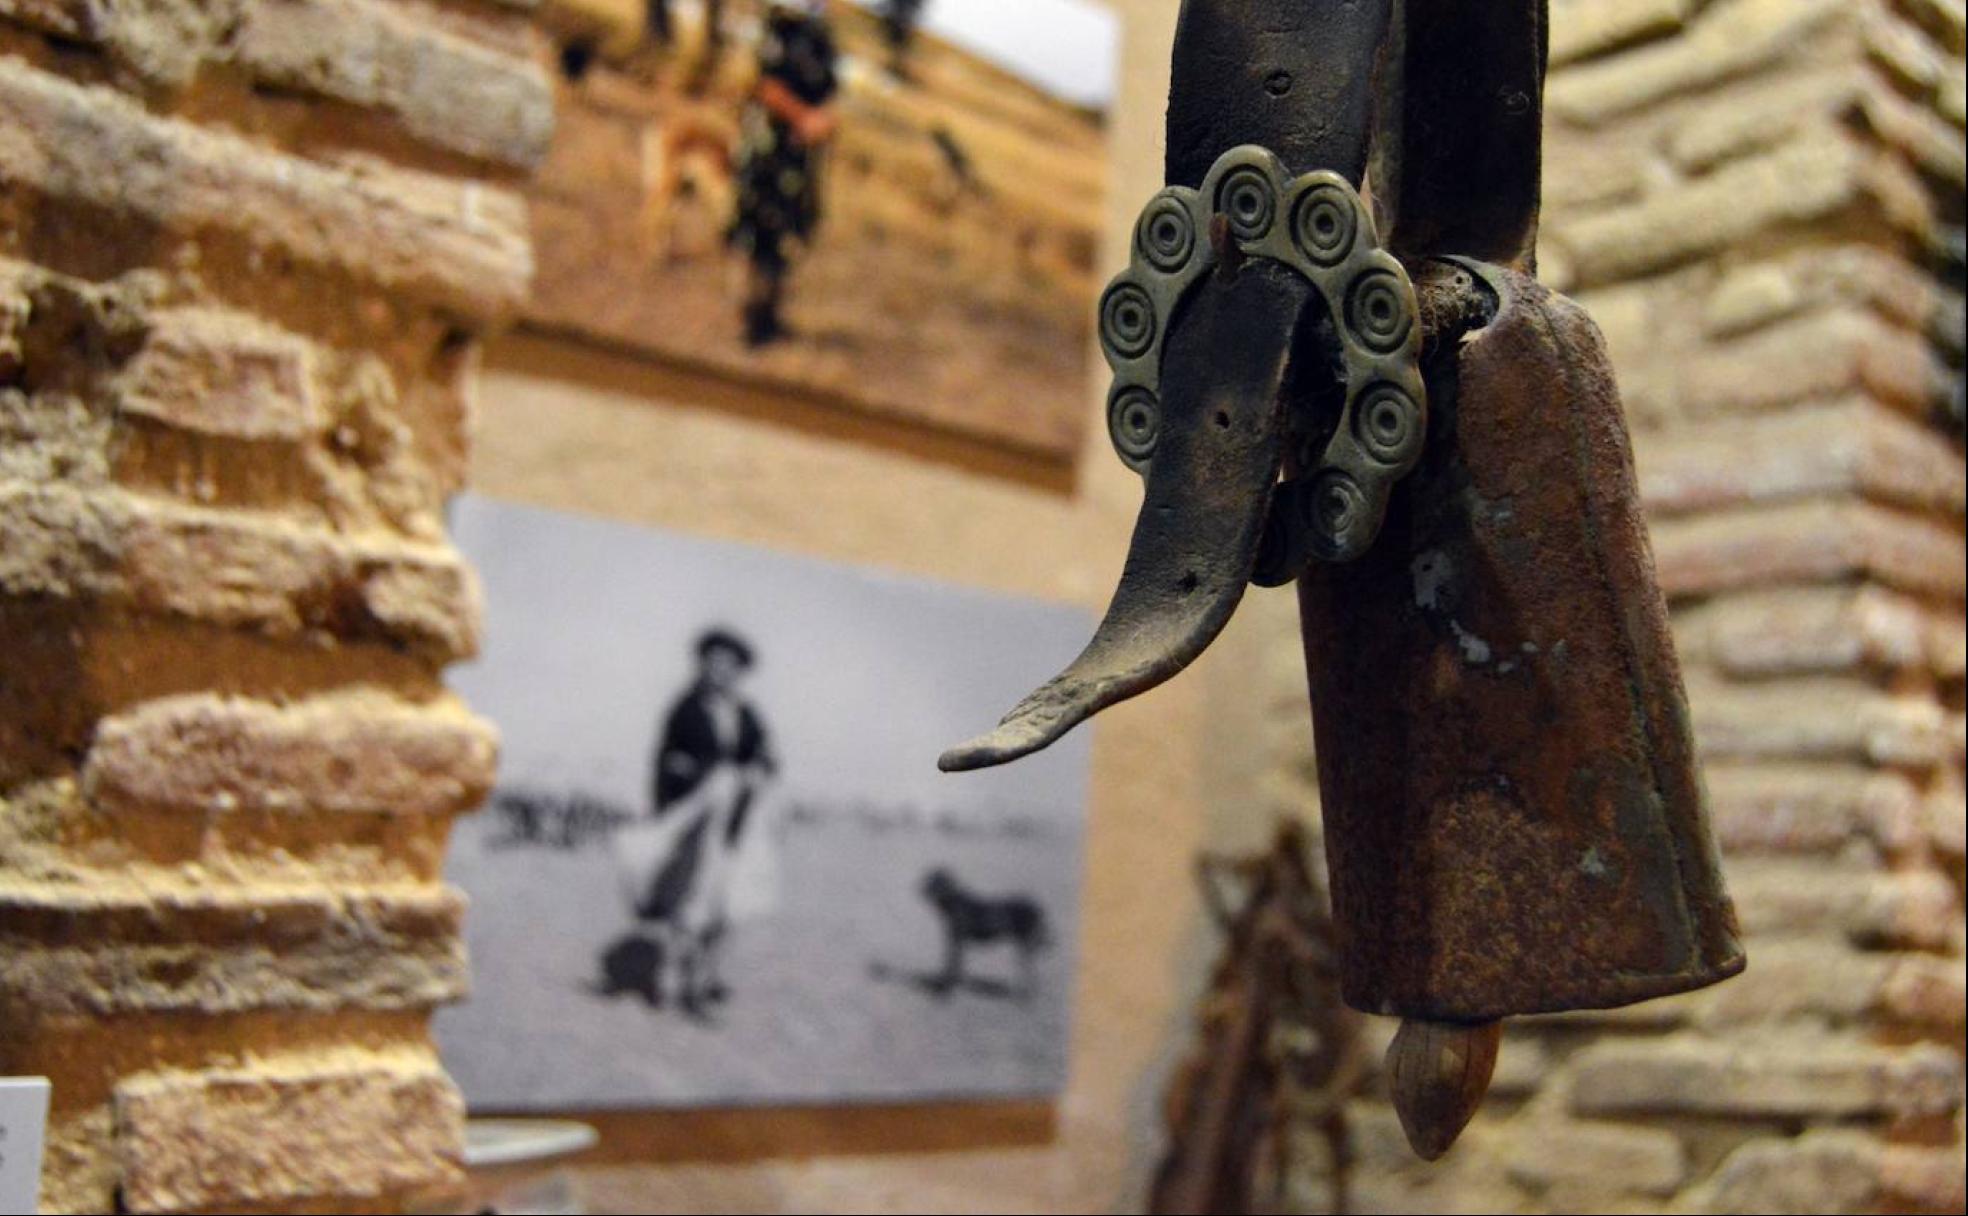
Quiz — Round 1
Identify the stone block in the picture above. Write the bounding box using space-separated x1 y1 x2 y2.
1724 859 1959 950
0 0 228 88
1881 1140 1968 1212
1878 953 1967 1030
1547 0 1851 126
114 1056 464 1212
1860 73 1968 187
1695 1131 1882 1215
233 0 555 170
1548 0 1693 68
1560 131 1870 287
1639 399 1966 518
1651 499 1966 599
1666 68 1863 172
113 308 320 443
82 691 497 819
1930 771 1967 858
1864 4 1954 92
1692 940 1887 1026
1676 309 1944 419
1704 762 1923 855
1569 1038 1963 1119
1688 674 1952 767
0 59 531 321
1701 260 1808 336
1671 585 1932 678
1502 1119 1686 1197
1703 245 1943 337
0 482 481 658
0 884 468 1016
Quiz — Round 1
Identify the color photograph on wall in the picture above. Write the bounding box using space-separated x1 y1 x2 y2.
532 0 1116 460
435 494 1095 1109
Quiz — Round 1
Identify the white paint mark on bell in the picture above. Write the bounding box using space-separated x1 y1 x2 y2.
1451 620 1492 665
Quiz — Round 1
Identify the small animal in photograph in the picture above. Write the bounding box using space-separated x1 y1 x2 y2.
596 933 667 1007
920 867 1051 1000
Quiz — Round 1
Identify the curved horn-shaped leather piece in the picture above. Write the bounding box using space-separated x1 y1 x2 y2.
939 261 1314 772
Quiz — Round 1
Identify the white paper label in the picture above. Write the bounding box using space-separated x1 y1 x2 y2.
0 1079 50 1216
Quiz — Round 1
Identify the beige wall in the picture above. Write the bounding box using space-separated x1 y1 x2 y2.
464 7 1293 1210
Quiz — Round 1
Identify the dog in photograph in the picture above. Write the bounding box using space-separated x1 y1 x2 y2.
920 867 1051 1000
596 933 666 1008
640 107 738 264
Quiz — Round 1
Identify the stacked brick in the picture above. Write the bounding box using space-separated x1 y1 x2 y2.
0 1 547 1211
1270 1 1968 1211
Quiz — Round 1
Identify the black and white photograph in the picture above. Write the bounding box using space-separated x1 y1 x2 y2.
434 494 1095 1110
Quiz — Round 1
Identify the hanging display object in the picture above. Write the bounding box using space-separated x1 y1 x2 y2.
942 0 1744 1160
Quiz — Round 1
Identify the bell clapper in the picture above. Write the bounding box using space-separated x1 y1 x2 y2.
1386 1016 1503 1160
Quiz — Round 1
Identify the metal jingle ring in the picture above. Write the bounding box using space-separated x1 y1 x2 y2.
1345 268 1414 354
1099 281 1158 361
1292 182 1358 267
1136 192 1198 274
1353 384 1423 466
1216 165 1277 242
1108 385 1161 469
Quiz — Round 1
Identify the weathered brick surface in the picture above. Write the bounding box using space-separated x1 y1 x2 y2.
1638 398 1966 517
1 0 529 1210
233 0 554 168
0 58 532 319
1691 941 1889 1026
1689 675 1952 766
0 0 231 87
0 885 468 1016
1673 585 1936 677
1700 245 1943 337
1546 0 1851 126
1549 0 1694 68
112 307 322 443
0 482 481 657
1881 1139 1968 1212
1693 1131 1884 1215
1727 860 1962 949
1878 953 1968 1029
1704 762 1925 855
1502 1119 1687 1198
114 1055 464 1213
1674 309 1948 419
1569 1039 1964 1119
83 692 497 819
1651 498 1966 599
1556 131 1876 286
1664 64 1865 173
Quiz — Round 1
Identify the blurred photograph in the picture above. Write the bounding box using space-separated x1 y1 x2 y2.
434 495 1094 1109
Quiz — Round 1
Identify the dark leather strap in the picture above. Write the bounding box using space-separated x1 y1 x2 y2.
1377 0 1548 270
1167 0 1548 271
1165 0 1394 188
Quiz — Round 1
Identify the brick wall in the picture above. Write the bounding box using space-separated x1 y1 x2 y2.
1261 1 1968 1211
0 2 547 1211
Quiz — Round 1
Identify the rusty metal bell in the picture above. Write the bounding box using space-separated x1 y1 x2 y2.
1298 259 1745 1024
941 0 1744 1162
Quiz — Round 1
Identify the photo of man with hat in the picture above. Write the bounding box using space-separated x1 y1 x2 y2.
609 626 778 1016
